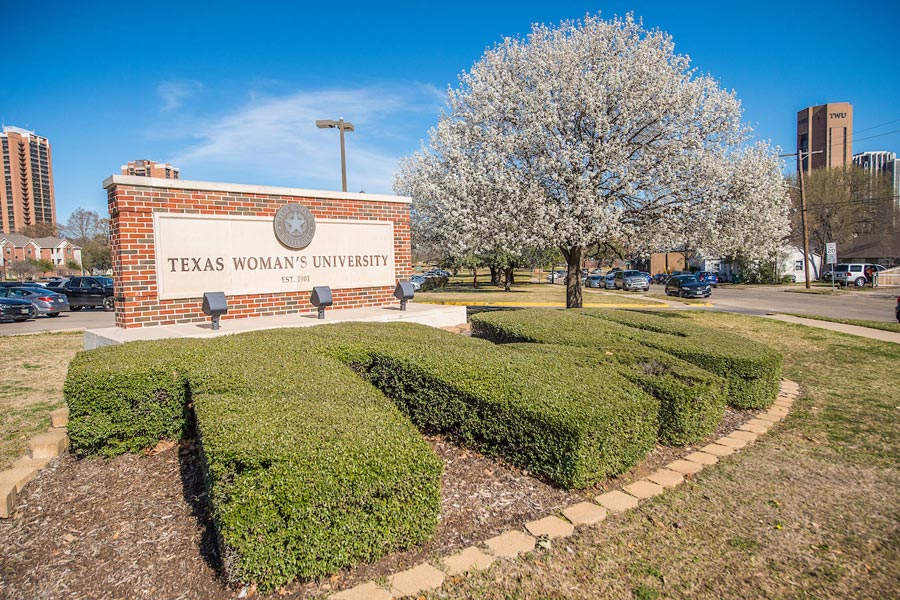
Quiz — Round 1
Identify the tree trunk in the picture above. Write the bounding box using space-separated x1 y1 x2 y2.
489 265 500 287
472 266 478 288
561 245 584 309
504 266 514 292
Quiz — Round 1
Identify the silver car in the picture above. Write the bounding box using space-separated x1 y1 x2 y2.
0 286 70 317
614 270 650 292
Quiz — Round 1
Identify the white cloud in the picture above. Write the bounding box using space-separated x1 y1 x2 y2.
164 84 445 194
157 80 204 111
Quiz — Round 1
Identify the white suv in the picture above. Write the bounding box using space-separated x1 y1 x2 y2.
833 263 885 287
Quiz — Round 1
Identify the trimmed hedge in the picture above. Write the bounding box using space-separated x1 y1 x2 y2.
64 339 199 456
314 322 660 488
581 309 782 409
66 331 442 591
64 311 774 589
64 321 664 588
191 351 441 588
469 310 727 444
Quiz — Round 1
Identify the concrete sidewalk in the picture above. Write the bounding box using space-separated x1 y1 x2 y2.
765 314 900 344
84 303 467 349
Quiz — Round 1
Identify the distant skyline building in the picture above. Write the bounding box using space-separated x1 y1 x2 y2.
0 126 56 235
121 159 180 179
853 150 900 210
796 102 853 172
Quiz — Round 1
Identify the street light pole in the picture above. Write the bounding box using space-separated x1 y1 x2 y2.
316 117 355 192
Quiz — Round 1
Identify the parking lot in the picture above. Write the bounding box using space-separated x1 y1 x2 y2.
0 307 114 336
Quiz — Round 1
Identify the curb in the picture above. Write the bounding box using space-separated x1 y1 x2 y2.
417 301 666 308
330 378 799 599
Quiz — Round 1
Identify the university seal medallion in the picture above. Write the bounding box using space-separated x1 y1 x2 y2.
274 203 316 249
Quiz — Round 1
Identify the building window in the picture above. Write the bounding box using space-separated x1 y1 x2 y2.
794 261 804 271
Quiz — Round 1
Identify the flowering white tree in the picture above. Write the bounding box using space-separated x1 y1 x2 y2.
395 117 552 288
651 142 791 262
398 13 789 307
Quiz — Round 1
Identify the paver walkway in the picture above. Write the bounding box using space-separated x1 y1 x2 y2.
765 314 900 344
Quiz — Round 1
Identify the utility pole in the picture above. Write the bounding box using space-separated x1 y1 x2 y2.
797 152 811 289
781 149 822 290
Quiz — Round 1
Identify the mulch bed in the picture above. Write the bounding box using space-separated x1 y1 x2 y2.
0 407 757 599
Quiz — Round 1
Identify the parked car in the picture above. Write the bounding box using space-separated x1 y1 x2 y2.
651 273 669 285
585 274 604 288
896 295 900 323
547 270 567 283
614 270 650 292
833 263 885 287
0 281 49 289
46 276 115 311
665 274 712 298
0 286 69 317
696 271 719 287
604 273 617 289
410 275 426 290
0 297 35 322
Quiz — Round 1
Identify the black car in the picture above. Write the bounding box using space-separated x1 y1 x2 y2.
664 274 712 298
0 297 36 322
46 276 115 311
895 295 900 324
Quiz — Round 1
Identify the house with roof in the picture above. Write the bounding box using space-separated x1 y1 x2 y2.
0 233 82 278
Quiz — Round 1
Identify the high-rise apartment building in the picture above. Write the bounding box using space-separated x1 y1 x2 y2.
796 102 853 172
121 159 180 179
0 126 56 234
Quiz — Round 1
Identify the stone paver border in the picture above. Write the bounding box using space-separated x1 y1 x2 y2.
1 407 69 519
329 376 798 598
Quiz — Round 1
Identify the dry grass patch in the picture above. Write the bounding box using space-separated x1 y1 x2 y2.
0 331 82 469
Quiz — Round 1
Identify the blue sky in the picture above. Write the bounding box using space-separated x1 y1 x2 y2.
2 1 899 224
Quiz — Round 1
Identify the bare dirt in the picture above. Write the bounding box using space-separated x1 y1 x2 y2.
0 404 756 600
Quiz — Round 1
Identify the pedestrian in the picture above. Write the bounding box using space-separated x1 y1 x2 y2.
865 265 875 288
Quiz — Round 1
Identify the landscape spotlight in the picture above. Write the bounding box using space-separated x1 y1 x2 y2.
310 286 333 319
316 117 354 192
393 281 415 311
201 291 228 330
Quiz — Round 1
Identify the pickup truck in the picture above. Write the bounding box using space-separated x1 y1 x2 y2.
46 276 115 311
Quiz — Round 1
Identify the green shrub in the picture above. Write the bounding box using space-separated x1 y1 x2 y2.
581 310 782 409
64 339 198 456
193 358 441 588
470 310 727 444
302 322 660 488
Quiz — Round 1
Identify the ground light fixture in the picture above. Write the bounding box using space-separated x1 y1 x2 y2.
310 286 333 319
315 117 354 192
201 291 228 330
394 281 415 311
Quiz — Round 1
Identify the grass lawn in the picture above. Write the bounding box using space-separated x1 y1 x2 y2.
0 331 83 470
784 313 900 334
414 281 664 307
642 292 711 306
437 312 900 599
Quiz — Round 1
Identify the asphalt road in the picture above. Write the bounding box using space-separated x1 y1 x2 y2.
0 307 115 336
683 284 899 322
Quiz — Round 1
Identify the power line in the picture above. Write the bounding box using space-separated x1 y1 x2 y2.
854 117 900 135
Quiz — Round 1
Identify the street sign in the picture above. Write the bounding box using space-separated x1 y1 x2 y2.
825 242 837 265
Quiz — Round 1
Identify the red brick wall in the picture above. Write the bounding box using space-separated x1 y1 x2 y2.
107 181 411 329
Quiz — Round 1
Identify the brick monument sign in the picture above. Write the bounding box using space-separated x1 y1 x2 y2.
104 176 411 329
